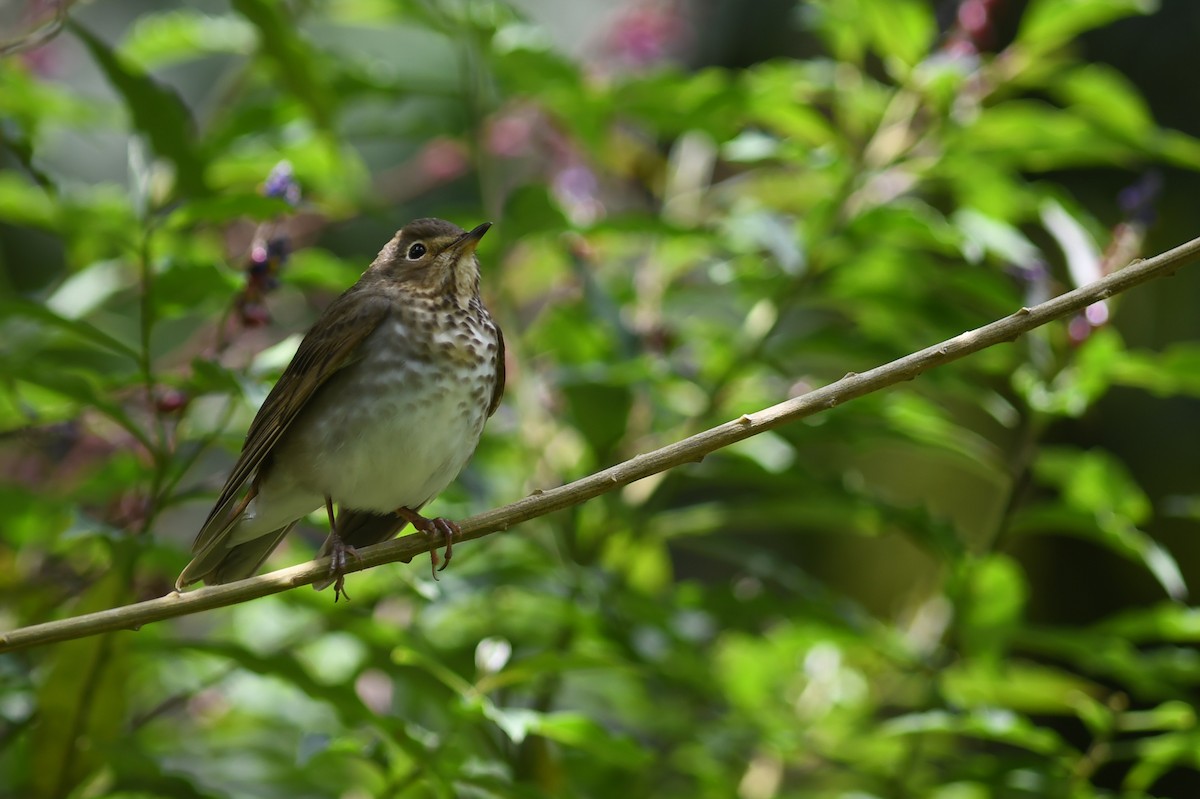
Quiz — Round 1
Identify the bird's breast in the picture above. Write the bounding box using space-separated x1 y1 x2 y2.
273 307 500 512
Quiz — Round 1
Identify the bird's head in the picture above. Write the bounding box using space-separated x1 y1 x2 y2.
369 218 491 308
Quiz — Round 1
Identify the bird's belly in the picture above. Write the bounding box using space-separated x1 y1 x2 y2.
274 355 492 513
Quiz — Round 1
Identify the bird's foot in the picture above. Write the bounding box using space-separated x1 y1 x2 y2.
328 533 361 602
394 507 460 581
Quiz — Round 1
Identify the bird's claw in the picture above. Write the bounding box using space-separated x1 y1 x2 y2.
394 508 460 581
328 535 361 603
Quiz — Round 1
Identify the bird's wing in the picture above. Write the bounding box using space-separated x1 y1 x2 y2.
189 289 393 556
488 323 505 418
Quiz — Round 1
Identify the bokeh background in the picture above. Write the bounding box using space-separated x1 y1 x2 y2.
3 0 1200 796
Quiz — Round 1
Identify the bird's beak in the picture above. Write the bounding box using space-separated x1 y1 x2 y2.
452 222 492 255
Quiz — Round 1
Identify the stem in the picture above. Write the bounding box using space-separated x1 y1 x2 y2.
2 234 1199 652
136 231 169 535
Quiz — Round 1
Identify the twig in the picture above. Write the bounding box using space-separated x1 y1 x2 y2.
3 235 1199 653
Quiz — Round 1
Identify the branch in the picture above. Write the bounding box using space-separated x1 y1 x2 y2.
4 235 1200 653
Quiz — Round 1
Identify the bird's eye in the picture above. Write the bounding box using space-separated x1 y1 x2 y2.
407 242 427 260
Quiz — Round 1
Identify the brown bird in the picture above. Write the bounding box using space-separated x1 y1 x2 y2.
176 218 505 599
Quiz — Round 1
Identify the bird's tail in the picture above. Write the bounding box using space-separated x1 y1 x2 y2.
175 522 297 590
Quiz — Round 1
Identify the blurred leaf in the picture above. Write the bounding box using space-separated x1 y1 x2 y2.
188 358 246 397
0 66 102 134
863 0 936 70
1099 337 1200 398
952 209 1042 264
958 555 1028 662
882 393 999 465
0 173 57 228
1 358 151 451
0 299 140 363
1117 700 1196 732
1019 449 1187 599
30 568 131 799
283 248 363 292
560 379 632 462
1094 603 1200 643
526 712 650 768
1034 447 1150 525
613 68 742 139
601 528 672 594
120 9 257 69
940 660 1102 714
1041 198 1102 289
1011 505 1187 602
1018 0 1157 56
501 184 570 244
1051 64 1155 143
176 640 379 727
165 195 294 228
1124 729 1200 793
70 21 208 198
962 100 1138 171
804 0 870 64
1156 127 1200 169
231 0 335 129
882 708 1072 756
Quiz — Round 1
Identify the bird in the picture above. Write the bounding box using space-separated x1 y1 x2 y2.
175 218 505 600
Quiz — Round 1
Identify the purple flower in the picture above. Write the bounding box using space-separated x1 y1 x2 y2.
553 164 604 224
1118 171 1161 227
605 4 687 69
262 161 301 205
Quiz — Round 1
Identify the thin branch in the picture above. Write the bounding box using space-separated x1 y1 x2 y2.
4 235 1200 653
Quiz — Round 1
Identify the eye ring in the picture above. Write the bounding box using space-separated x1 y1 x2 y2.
406 242 427 260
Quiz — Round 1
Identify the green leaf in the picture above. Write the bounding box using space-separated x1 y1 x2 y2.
1102 339 1200 398
1124 729 1200 793
0 64 102 133
951 209 1042 264
613 68 743 140
1051 64 1155 143
958 555 1028 661
1020 449 1187 599
742 62 836 148
1156 128 1200 169
1034 447 1150 525
940 660 1103 714
1011 506 1187 602
120 9 256 69
0 173 57 228
1116 700 1196 732
70 21 208 198
231 0 335 129
188 357 245 396
882 708 1072 756
561 379 632 462
1018 0 1157 56
882 393 1000 465
478 702 649 768
863 0 936 70
1094 604 1200 644
529 712 651 768
30 569 131 799
803 0 869 64
0 358 152 452
962 100 1138 171
165 194 294 228
0 299 140 363
501 184 570 244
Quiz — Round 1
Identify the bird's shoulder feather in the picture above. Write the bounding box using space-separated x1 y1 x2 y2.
189 288 393 555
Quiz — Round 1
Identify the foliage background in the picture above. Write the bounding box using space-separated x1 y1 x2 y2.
3 0 1200 796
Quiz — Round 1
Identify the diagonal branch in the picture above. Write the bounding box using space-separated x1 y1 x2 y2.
4 235 1200 653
